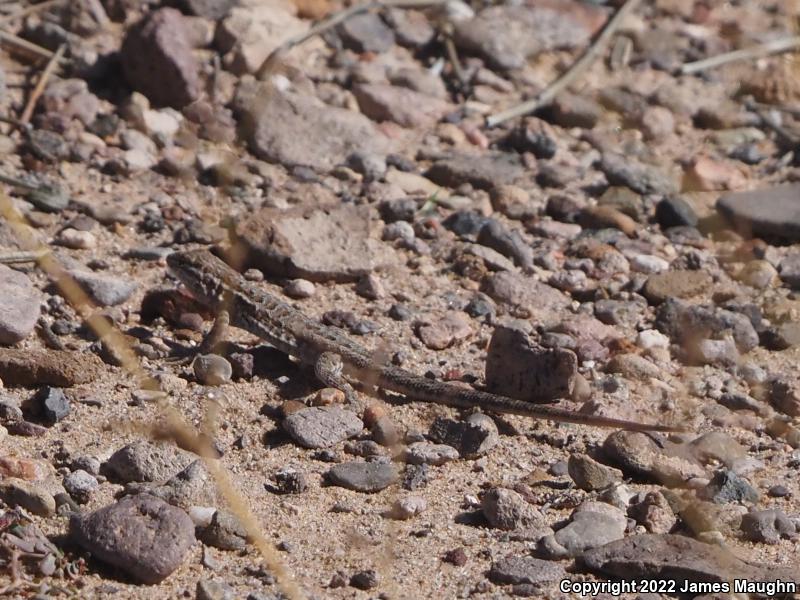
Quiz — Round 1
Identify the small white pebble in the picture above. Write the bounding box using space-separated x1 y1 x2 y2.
56 228 96 249
630 254 669 274
193 354 232 386
389 496 427 520
637 329 669 350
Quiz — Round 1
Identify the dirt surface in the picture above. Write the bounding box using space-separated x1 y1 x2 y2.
1 0 800 599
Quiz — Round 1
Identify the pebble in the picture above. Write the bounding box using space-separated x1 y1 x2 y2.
637 329 670 350
337 12 394 52
196 580 235 600
628 491 677 534
426 152 525 191
389 496 427 520
193 354 233 386
56 227 96 249
283 406 363 449
655 196 698 228
104 440 193 483
404 441 459 466
567 454 622 491
29 386 70 424
629 254 669 274
201 509 248 550
354 274 384 300
63 469 99 504
139 460 216 508
69 270 137 306
326 461 399 493
701 470 760 504
606 353 662 381
538 503 626 558
740 508 796 543
0 266 42 345
0 455 52 481
779 253 800 289
737 259 776 288
120 8 200 108
350 569 380 590
481 488 549 531
485 325 577 402
717 184 800 241
600 152 678 196
427 414 499 459
580 533 797 583
0 478 56 516
236 205 397 281
354 83 453 128
452 1 603 70
488 556 566 585
71 494 195 583
284 279 316 299
416 312 472 350
642 270 711 304
237 82 393 172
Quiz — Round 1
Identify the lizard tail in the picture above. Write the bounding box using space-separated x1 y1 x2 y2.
378 367 685 433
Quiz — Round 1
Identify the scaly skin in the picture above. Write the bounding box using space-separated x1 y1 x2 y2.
167 249 683 432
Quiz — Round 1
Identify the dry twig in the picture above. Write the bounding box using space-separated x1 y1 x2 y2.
19 42 65 125
0 29 55 61
485 0 642 127
680 35 800 75
0 0 65 26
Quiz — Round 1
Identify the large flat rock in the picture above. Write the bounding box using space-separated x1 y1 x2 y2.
717 184 800 241
235 81 395 172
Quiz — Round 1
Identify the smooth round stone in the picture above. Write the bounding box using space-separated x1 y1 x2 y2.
193 354 232 386
56 227 96 249
284 279 316 299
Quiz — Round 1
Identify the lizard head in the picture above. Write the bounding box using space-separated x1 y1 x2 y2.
167 249 232 309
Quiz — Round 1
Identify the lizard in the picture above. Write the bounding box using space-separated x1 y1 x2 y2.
167 249 683 433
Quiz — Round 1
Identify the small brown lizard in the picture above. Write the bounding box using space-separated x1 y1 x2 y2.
167 249 682 432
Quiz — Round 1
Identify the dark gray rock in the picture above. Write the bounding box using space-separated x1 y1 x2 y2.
70 494 195 584
201 509 248 551
173 0 234 19
486 325 577 402
196 579 235 600
326 461 398 493
580 534 800 585
778 253 800 288
477 220 533 270
452 1 604 70
656 299 759 354
283 406 363 449
740 509 796 543
717 184 800 241
426 152 525 191
336 13 394 52
488 556 566 585
0 265 41 346
70 270 137 306
656 196 698 228
404 441 459 466
701 470 760 504
599 152 678 195
33 386 70 424
538 504 626 558
427 414 498 459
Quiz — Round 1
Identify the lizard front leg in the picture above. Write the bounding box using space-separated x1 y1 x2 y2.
314 351 361 408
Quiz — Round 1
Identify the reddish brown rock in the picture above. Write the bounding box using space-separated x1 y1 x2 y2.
121 8 201 108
